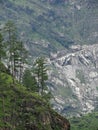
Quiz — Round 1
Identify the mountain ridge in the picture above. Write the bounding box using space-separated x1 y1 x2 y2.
0 0 98 56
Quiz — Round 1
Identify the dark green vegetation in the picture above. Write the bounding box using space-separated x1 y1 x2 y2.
70 112 98 130
0 64 70 130
0 0 98 56
22 57 50 98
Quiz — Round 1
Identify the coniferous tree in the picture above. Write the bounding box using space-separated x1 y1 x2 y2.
4 21 28 82
22 69 38 92
4 21 18 77
33 57 48 95
0 33 5 61
0 33 7 118
18 41 28 82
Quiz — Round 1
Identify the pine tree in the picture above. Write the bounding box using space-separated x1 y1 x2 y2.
22 69 38 92
33 57 48 95
18 41 28 82
4 21 28 82
4 21 17 77
0 33 5 61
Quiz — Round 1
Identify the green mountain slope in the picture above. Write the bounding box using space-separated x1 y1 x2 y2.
1 61 98 130
0 0 98 56
0 63 70 130
70 111 98 130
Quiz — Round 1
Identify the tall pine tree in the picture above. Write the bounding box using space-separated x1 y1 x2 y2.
4 21 28 82
33 57 48 95
0 33 5 61
22 69 38 92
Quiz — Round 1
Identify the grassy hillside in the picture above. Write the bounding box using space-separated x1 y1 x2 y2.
1 63 98 130
0 63 70 130
70 111 98 130
0 0 98 56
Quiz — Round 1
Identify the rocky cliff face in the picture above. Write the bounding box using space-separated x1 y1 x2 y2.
48 44 98 116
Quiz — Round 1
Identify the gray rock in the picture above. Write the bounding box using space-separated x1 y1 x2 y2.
48 44 98 116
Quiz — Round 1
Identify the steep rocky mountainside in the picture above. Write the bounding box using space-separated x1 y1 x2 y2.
48 44 98 116
0 0 98 117
0 0 98 56
0 64 70 130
